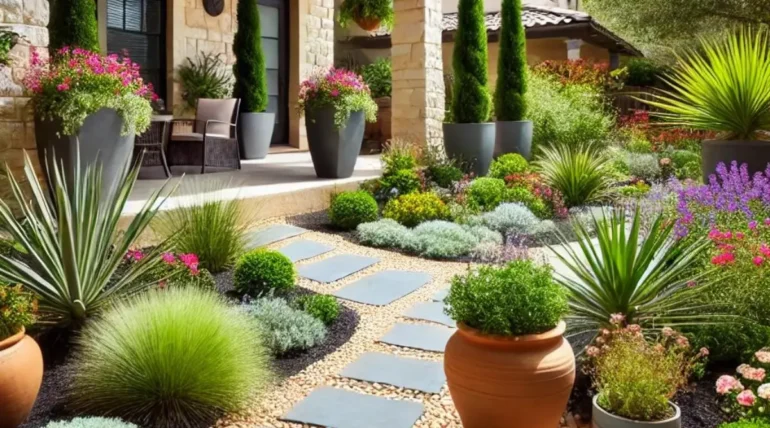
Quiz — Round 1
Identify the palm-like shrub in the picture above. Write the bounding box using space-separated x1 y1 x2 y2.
232 0 268 113
177 52 233 113
71 287 270 427
494 0 527 121
0 152 173 325
535 144 613 207
451 0 490 123
644 28 770 140
49 0 99 52
549 207 714 338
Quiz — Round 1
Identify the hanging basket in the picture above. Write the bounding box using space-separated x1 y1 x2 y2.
354 15 382 31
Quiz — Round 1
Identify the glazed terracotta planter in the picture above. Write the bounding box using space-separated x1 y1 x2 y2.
445 321 575 428
0 327 44 428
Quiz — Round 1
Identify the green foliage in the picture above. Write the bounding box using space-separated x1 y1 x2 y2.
0 152 173 326
625 133 654 154
627 153 661 181
379 169 421 197
177 52 233 113
71 288 270 427
0 285 36 341
525 73 614 153
666 149 702 180
0 31 19 66
381 139 419 174
720 420 770 428
411 221 501 258
645 28 770 140
535 144 613 207
451 0 491 123
625 58 661 86
359 58 391 98
294 294 340 325
383 192 450 227
467 177 507 211
0 239 19 259
446 260 567 335
357 219 415 248
479 202 539 235
246 296 327 355
338 0 394 30
488 153 529 179
686 322 770 363
232 0 268 113
549 207 714 337
427 163 464 188
329 191 379 230
234 249 295 296
45 418 137 428
48 0 99 52
494 0 527 121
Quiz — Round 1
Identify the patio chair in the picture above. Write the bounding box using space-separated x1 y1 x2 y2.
133 118 171 178
167 98 242 174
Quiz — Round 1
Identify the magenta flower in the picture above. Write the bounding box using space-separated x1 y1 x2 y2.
736 390 756 407
161 253 176 264
754 256 765 267
56 83 69 91
178 253 200 274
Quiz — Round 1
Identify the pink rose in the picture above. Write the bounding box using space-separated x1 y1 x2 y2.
742 367 766 382
755 349 770 364
716 375 744 395
737 390 756 407
737 364 751 375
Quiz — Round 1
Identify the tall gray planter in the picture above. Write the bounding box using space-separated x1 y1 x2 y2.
702 139 770 182
494 120 533 160
34 108 135 200
305 105 364 178
592 395 681 428
240 112 275 159
443 122 495 176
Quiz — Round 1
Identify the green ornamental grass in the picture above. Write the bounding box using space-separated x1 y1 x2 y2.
71 287 270 427
535 144 613 207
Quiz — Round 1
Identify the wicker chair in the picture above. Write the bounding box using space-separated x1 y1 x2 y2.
167 98 242 174
133 119 172 178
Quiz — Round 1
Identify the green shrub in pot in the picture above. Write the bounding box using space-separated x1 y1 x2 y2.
359 58 392 99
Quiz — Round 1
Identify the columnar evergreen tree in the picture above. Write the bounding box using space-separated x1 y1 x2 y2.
232 0 268 113
451 0 490 124
494 0 526 121
49 0 99 53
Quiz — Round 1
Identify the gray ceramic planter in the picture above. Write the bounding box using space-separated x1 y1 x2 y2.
305 105 364 178
35 108 135 200
494 120 533 160
592 395 681 428
240 112 275 160
442 122 495 177
702 139 770 182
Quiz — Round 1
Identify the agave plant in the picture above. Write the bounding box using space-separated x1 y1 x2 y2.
534 144 613 207
548 206 716 338
643 27 770 140
0 151 175 325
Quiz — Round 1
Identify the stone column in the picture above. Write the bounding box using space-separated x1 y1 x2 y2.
0 0 49 203
565 38 583 60
390 0 444 149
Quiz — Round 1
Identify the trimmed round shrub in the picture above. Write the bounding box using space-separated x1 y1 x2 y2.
480 202 539 235
383 192 450 227
329 190 378 230
379 169 421 197
489 153 529 179
626 153 660 181
71 288 270 427
357 219 415 248
234 249 296 295
427 163 464 188
294 294 340 325
467 177 507 211
45 418 137 428
446 260 568 335
246 296 327 355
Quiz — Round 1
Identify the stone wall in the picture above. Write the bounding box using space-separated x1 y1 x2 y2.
0 0 49 201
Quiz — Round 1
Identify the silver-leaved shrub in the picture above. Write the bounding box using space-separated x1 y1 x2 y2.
246 297 327 356
481 203 539 235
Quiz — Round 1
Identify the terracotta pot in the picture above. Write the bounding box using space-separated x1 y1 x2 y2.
354 15 382 31
0 327 44 428
445 321 575 428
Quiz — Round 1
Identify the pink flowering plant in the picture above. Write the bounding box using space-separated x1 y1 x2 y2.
124 250 215 290
23 47 154 136
297 67 377 129
717 348 770 420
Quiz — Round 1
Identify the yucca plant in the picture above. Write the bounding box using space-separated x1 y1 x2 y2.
549 206 716 339
534 144 613 207
0 151 175 326
642 27 770 140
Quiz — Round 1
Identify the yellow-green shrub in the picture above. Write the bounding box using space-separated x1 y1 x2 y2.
383 193 450 227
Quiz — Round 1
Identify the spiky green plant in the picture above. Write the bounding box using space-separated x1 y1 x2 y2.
548 206 716 338
71 287 270 427
642 28 770 140
0 151 174 326
534 144 613 207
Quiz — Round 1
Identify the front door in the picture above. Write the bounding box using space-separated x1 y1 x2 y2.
258 0 288 145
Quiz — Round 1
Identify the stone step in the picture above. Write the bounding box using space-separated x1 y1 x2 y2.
378 322 455 353
333 270 432 306
245 224 306 249
403 301 455 328
432 287 449 302
297 254 380 283
340 352 446 394
278 239 334 262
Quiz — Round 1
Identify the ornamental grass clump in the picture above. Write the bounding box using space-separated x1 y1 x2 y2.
24 47 154 136
446 260 567 335
298 67 377 128
234 249 296 296
329 190 378 230
71 288 270 427
535 144 613 207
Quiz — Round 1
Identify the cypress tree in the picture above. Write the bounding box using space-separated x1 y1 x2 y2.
451 0 490 124
49 0 100 53
495 0 527 121
232 0 268 113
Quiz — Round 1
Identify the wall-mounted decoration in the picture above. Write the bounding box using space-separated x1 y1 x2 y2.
203 0 225 17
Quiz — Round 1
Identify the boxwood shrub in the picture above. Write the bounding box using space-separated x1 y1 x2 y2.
467 177 507 211
234 249 296 295
489 153 528 179
329 190 378 230
383 192 450 227
294 294 340 325
379 169 422 197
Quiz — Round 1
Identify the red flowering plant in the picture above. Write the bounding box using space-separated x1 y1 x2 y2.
297 67 377 129
23 47 155 136
716 348 770 420
124 250 214 290
504 172 568 219
533 59 627 92
619 110 715 153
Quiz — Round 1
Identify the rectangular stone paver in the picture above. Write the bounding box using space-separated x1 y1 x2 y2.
379 323 455 353
340 352 446 393
333 270 432 306
432 287 449 302
403 301 455 327
245 224 306 249
281 386 424 428
278 239 333 262
297 254 379 283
